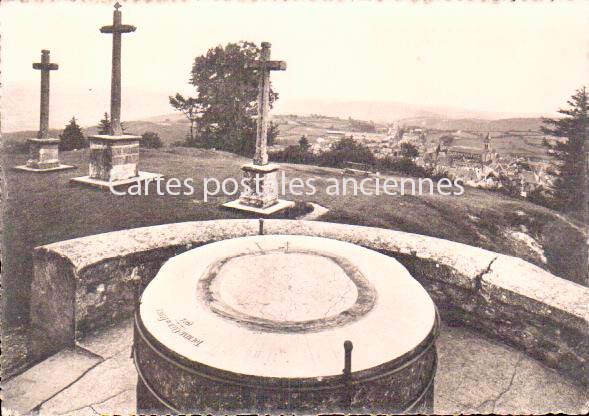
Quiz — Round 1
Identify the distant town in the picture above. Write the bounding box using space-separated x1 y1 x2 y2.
270 114 559 198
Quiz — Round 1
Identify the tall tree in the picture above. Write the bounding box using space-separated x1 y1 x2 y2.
169 93 202 145
190 41 279 156
59 117 86 151
541 87 588 212
98 112 111 135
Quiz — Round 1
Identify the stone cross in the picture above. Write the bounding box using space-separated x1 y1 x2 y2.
32 50 58 139
252 42 286 165
100 2 136 136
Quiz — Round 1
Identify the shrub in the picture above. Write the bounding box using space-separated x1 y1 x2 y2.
141 131 163 149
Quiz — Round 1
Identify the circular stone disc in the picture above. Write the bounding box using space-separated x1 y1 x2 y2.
140 235 436 379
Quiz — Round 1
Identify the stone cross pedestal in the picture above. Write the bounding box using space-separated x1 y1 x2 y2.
71 3 161 188
15 50 75 173
223 42 294 215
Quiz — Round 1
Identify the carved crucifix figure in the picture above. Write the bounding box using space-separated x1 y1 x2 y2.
32 50 59 139
252 42 287 165
100 2 136 136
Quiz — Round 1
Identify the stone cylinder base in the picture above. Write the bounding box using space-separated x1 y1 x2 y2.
87 135 141 182
134 235 440 414
134 314 438 414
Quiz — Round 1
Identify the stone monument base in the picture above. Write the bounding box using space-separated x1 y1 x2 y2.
14 138 75 173
14 164 76 173
223 162 294 215
70 134 162 189
70 171 163 190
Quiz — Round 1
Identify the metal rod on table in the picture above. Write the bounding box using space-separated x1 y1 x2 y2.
343 340 353 409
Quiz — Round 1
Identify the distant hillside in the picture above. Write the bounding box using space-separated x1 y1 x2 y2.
273 99 548 123
1 113 549 157
400 117 546 132
1 119 191 148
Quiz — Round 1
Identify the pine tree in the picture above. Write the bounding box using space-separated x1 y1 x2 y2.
541 87 588 212
59 117 86 151
98 112 111 135
298 135 310 151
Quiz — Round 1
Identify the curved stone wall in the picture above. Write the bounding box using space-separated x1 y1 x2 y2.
30 219 589 384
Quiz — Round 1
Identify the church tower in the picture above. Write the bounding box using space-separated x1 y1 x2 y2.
482 133 494 165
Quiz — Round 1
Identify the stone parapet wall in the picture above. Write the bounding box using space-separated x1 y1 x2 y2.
30 219 589 384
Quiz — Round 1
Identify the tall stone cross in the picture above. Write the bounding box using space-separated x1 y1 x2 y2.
100 2 136 136
32 50 58 139
252 42 286 165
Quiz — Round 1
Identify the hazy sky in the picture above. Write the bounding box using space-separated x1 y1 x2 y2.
2 1 588 130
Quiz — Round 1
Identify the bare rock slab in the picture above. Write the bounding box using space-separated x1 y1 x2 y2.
1 348 101 415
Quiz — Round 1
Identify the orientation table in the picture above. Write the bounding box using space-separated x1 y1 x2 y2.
135 234 439 414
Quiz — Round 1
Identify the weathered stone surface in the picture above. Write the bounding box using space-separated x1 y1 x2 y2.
87 137 140 181
100 4 136 136
252 42 286 165
39 350 135 415
35 220 259 271
69 170 161 189
32 50 58 140
239 163 280 208
92 388 136 415
30 254 77 361
493 356 589 414
1 348 101 415
477 254 589 384
30 219 589 385
77 318 133 359
484 255 589 330
435 324 589 414
435 324 526 412
26 139 60 169
135 326 436 414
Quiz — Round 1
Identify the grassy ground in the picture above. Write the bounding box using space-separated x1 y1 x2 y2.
2 145 587 327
